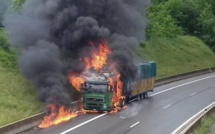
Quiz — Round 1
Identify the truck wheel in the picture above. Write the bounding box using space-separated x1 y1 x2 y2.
141 93 144 99
122 99 125 107
137 94 141 101
126 97 130 104
107 107 112 113
145 92 148 98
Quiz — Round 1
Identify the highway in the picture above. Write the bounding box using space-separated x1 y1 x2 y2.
23 73 215 134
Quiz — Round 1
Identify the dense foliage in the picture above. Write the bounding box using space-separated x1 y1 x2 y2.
147 0 215 51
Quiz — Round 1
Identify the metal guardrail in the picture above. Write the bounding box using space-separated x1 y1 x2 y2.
0 113 44 134
172 101 215 134
1 67 215 134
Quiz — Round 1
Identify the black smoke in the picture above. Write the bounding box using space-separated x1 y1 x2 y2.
3 0 150 106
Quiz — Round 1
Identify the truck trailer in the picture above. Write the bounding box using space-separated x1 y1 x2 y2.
80 61 157 112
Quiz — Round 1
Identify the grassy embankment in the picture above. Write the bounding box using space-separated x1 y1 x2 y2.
0 30 42 126
1 35 215 126
138 36 215 78
192 114 215 134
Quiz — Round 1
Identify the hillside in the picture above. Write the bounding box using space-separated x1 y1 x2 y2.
138 36 215 78
0 49 42 126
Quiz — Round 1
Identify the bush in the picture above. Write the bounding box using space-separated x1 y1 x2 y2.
0 29 10 51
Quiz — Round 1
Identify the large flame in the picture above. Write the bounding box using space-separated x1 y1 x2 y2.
39 105 78 128
83 40 111 71
69 40 112 91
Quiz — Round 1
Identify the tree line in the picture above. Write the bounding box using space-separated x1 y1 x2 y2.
147 0 215 50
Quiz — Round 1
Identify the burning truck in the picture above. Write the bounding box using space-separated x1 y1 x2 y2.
79 61 156 112
68 42 157 112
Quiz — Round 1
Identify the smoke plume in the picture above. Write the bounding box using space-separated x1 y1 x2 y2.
3 0 150 106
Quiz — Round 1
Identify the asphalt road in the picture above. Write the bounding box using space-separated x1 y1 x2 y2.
23 73 215 134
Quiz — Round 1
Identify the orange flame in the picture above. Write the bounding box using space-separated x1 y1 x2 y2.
109 67 124 112
83 40 111 71
69 40 111 92
68 76 84 92
39 105 78 128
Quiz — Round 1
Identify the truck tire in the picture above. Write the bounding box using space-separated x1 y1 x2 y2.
145 92 148 98
137 94 141 101
120 98 126 108
126 96 130 104
141 93 145 99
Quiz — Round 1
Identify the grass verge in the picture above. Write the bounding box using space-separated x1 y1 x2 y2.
0 48 42 126
192 114 215 134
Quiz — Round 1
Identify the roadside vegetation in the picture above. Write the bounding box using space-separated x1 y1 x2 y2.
0 29 42 126
192 114 215 134
138 36 215 78
1 0 215 127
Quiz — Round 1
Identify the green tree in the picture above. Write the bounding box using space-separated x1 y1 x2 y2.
146 3 183 39
164 0 200 34
197 4 215 50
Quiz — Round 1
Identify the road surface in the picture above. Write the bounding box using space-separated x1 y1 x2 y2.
23 73 215 134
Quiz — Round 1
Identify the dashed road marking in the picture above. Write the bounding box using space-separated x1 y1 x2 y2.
163 104 172 109
190 92 197 96
130 122 140 128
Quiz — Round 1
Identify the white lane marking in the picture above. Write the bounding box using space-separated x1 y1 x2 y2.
171 101 215 134
163 104 172 109
130 122 140 128
190 92 197 96
59 113 107 134
150 75 215 97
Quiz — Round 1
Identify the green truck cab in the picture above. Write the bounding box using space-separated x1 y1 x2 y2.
81 81 114 112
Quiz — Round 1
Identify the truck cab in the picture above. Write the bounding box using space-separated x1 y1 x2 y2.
81 81 114 112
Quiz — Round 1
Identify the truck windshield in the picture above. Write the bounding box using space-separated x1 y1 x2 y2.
81 83 108 93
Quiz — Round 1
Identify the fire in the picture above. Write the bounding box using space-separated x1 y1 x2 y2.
68 76 84 92
83 40 111 71
109 67 124 112
68 39 124 113
39 105 78 128
69 40 111 91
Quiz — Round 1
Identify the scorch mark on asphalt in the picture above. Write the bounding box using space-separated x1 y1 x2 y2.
59 74 215 134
